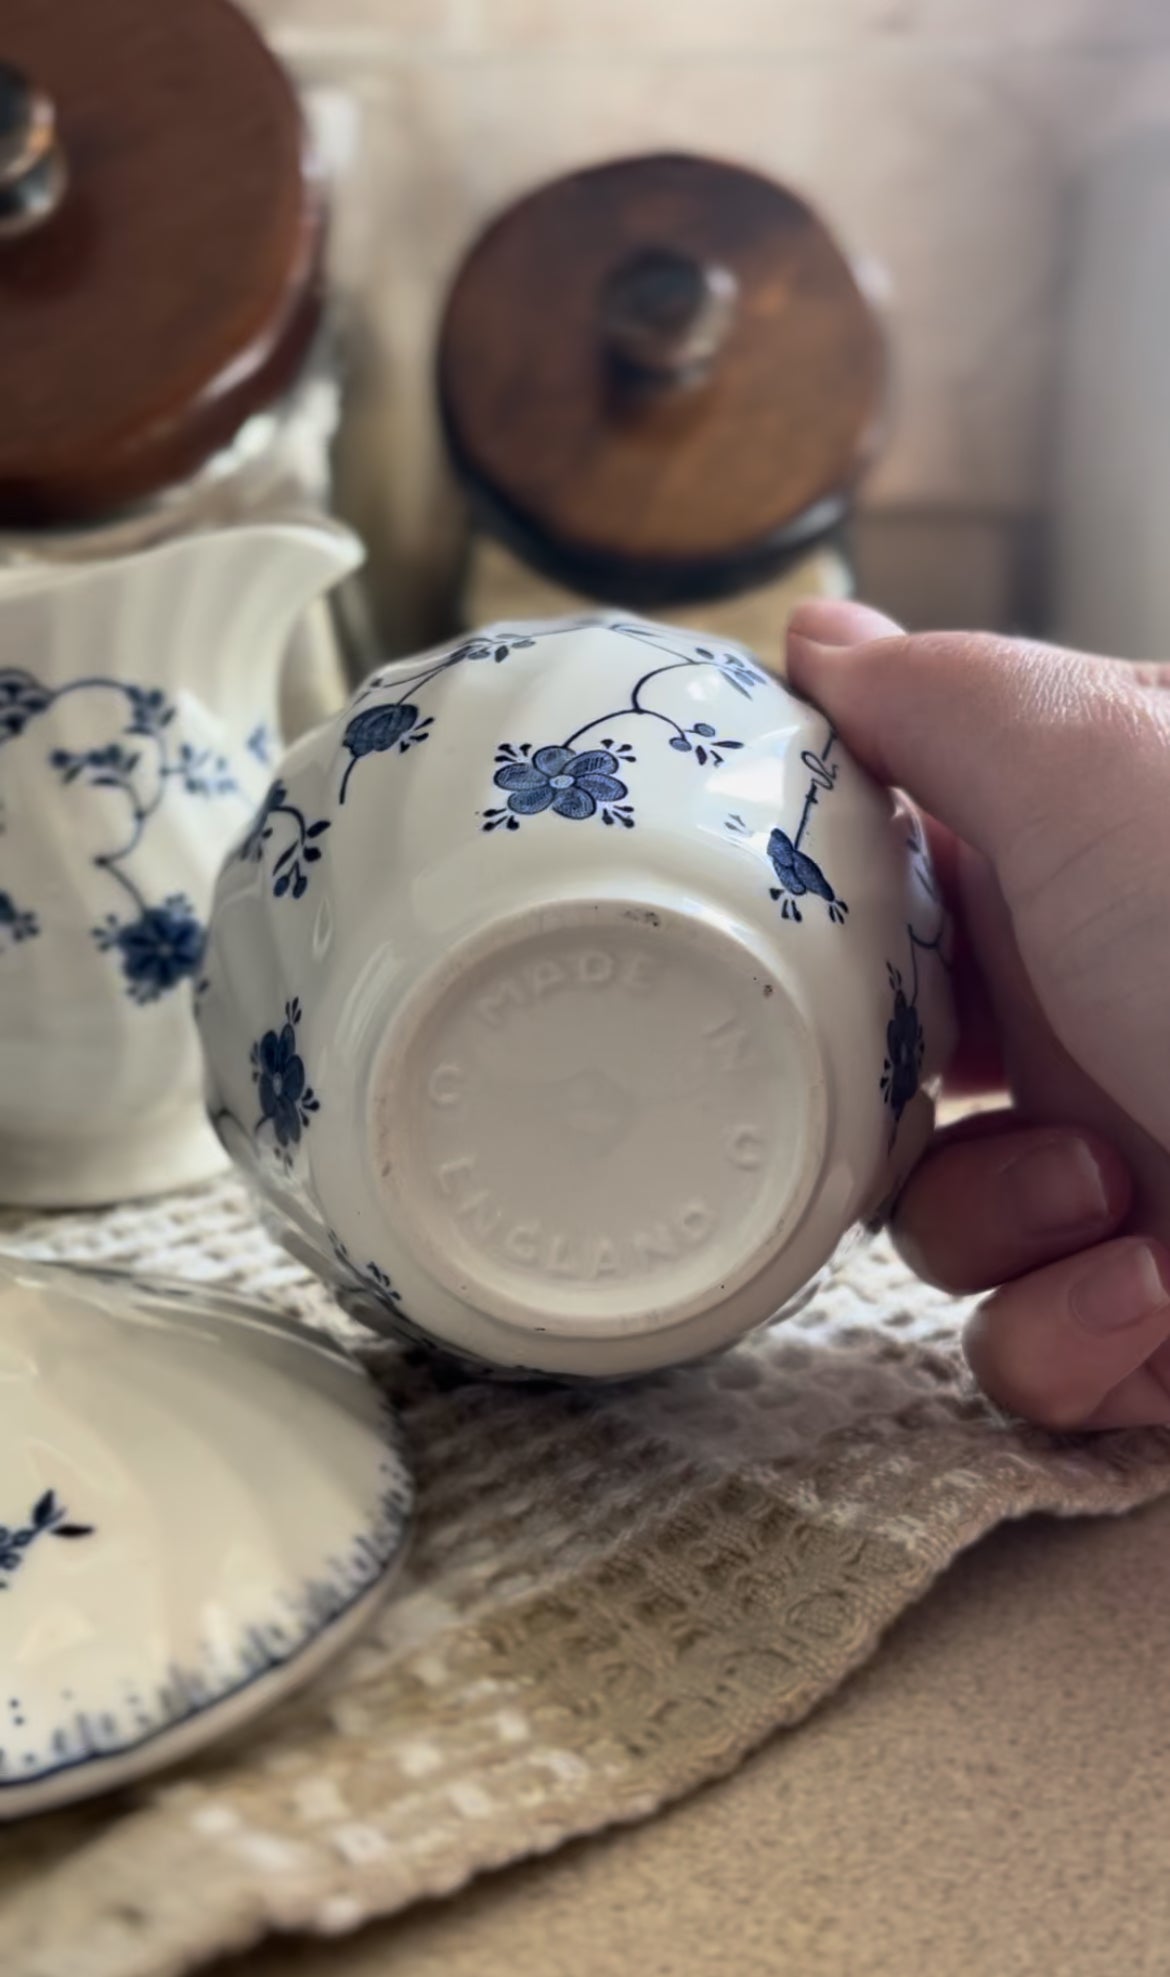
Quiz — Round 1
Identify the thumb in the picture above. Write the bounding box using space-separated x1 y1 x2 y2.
785 600 1170 1161
785 602 1170 892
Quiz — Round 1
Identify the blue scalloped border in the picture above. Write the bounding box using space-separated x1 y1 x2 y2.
0 1408 411 1799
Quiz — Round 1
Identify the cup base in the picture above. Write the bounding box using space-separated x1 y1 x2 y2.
367 898 829 1347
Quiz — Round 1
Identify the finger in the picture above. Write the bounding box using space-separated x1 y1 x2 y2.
892 1121 1131 1293
963 1236 1170 1430
775 606 1009 1095
787 607 1170 1155
782 599 901 651
784 608 1170 884
1077 1336 1170 1428
781 599 1170 696
958 843 1170 1258
1126 662 1170 691
918 820 1005 1096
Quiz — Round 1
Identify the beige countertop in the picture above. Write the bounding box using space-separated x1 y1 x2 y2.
214 1496 1170 1977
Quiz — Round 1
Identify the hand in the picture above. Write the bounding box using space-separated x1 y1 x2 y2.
786 599 1170 1431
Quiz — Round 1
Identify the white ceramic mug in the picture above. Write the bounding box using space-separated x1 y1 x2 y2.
197 614 954 1378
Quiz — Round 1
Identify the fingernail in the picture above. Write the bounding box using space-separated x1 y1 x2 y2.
1070 1242 1170 1335
786 601 902 654
1002 1137 1111 1238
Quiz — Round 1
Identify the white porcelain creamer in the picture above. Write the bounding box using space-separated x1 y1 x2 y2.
0 519 362 1203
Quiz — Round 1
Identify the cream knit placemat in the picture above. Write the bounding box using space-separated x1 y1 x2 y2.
2 1176 1169 1977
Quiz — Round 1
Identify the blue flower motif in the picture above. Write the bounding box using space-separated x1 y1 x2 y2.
492 746 629 822
174 741 238 797
882 977 924 1122
451 636 537 664
239 780 288 862
668 720 743 767
0 1489 94 1590
246 722 274 766
0 668 53 742
0 892 39 946
124 687 175 738
51 741 140 789
690 646 768 698
340 702 431 801
767 828 848 924
252 999 319 1150
237 780 330 900
94 895 205 1004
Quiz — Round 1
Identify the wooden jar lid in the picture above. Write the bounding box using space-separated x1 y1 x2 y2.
0 0 324 527
439 153 885 607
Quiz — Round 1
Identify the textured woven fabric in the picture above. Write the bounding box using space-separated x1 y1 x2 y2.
2 1175 1169 1977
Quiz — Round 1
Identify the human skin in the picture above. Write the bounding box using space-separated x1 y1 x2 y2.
786 598 1170 1432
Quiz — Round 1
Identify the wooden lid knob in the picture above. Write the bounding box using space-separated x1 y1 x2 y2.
600 246 738 391
0 63 67 239
0 0 324 527
439 153 886 607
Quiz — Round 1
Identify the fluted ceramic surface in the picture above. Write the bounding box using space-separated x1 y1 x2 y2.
198 614 955 1378
0 1253 411 1819
0 521 362 1203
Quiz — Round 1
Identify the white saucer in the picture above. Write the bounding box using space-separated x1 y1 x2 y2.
0 1255 412 1819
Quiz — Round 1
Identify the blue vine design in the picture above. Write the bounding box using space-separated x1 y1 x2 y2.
0 1490 93 1591
0 668 248 1002
0 890 39 951
238 779 331 901
725 723 848 923
334 620 767 822
882 823 950 1136
337 631 544 805
482 622 758 833
716 713 947 1138
246 722 274 768
327 1229 415 1324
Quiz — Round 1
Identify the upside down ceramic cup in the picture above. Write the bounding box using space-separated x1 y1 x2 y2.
197 614 955 1379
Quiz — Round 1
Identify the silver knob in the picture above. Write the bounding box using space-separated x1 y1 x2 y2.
0 62 67 239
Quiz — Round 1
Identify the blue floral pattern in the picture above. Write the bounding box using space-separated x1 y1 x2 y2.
725 726 848 925
881 966 925 1122
238 780 331 901
764 830 845 921
246 721 274 767
94 894 205 1005
880 906 949 1136
716 713 949 1138
1 671 250 1001
336 620 765 823
251 997 319 1160
479 622 763 834
327 1229 414 1319
337 631 546 807
485 744 633 829
0 891 39 950
339 701 430 802
0 1490 93 1592
0 669 53 740
0 1411 410 1801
